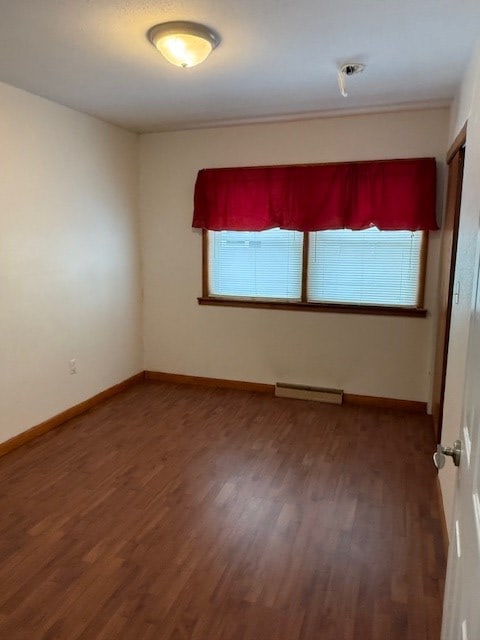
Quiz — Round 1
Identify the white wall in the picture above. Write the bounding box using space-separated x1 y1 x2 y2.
140 109 449 401
0 81 142 444
440 41 480 534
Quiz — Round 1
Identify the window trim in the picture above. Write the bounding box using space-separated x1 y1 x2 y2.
200 229 429 318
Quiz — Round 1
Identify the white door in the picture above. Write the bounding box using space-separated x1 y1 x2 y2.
441 242 480 640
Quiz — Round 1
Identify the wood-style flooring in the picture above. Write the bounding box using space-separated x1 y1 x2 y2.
0 382 446 639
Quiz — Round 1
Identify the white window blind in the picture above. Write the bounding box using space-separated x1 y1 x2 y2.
307 228 423 306
208 229 303 300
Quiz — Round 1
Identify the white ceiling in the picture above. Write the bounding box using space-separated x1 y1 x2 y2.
0 0 478 133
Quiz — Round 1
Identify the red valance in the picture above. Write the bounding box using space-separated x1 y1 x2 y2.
192 158 438 232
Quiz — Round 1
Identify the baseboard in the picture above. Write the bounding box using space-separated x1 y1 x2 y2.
144 371 274 394
343 393 427 413
0 372 427 460
0 372 145 459
144 371 427 412
435 475 450 556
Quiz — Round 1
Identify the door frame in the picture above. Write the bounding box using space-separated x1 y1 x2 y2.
432 122 467 442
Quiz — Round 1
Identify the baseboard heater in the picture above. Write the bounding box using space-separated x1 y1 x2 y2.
275 382 343 405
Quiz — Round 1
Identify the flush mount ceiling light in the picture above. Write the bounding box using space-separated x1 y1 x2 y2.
147 21 220 68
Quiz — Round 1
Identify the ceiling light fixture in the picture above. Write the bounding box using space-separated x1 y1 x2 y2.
337 62 365 97
147 21 220 68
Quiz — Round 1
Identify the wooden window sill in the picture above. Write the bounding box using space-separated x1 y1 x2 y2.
197 297 427 318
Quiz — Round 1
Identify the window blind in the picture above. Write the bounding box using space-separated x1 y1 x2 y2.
208 229 303 300
307 228 423 306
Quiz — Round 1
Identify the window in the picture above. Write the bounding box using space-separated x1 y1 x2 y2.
195 159 435 317
202 228 427 316
307 228 423 306
209 228 303 300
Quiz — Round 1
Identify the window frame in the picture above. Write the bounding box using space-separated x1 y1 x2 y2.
199 229 428 318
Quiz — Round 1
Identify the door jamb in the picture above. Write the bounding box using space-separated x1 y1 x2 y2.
436 122 467 442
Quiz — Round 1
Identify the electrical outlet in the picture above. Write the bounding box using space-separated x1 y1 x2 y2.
69 359 77 375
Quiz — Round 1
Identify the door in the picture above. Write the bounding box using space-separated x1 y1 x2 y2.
440 238 480 639
432 139 465 442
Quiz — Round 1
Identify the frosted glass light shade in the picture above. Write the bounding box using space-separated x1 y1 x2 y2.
148 22 220 68
155 34 212 68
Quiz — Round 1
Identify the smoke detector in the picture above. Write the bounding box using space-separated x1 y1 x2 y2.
337 62 365 97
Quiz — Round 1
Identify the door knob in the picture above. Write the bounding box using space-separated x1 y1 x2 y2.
433 440 462 469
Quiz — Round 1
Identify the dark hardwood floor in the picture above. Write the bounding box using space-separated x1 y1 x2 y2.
0 382 446 639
